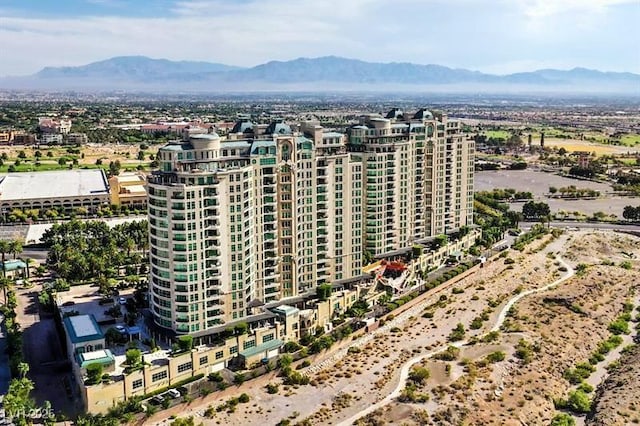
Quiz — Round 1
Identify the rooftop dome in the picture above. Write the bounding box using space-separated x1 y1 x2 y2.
231 119 254 134
385 108 404 119
266 120 292 135
413 108 434 120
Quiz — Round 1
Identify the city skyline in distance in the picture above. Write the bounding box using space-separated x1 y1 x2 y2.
1 0 639 77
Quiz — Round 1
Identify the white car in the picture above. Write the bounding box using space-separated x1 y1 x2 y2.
118 297 127 305
166 389 181 399
115 325 126 333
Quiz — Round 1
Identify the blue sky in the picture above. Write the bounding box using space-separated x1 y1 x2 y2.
1 0 639 76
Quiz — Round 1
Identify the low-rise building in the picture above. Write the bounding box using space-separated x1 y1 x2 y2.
108 172 147 208
63 314 106 356
0 169 110 214
39 133 63 145
67 133 89 145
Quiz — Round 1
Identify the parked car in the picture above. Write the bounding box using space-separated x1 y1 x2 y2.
166 389 181 399
115 325 127 334
118 297 127 305
151 395 164 404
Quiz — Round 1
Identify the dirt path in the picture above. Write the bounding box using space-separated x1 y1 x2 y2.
338 254 575 426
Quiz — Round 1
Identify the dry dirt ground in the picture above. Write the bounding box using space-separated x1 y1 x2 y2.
0 143 159 167
152 233 628 425
587 343 640 426
356 231 640 426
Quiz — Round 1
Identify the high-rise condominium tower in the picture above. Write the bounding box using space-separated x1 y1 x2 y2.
147 110 474 336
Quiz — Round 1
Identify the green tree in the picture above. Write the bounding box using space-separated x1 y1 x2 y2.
9 239 23 260
86 363 103 385
316 283 332 301
125 349 141 368
3 375 36 426
177 335 193 352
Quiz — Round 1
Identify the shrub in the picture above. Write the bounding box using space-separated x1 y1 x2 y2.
483 331 500 343
564 362 595 384
208 372 223 382
577 382 594 393
550 413 576 426
515 339 533 364
448 323 465 342
470 317 484 330
266 383 279 394
278 354 293 369
486 351 506 363
408 366 430 384
608 318 630 335
238 393 250 403
233 373 245 385
434 346 460 361
566 389 592 413
283 341 302 353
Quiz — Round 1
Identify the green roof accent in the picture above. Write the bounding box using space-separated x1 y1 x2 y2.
239 339 283 359
1 260 27 272
271 305 299 316
77 349 115 368
63 314 104 344
161 143 193 152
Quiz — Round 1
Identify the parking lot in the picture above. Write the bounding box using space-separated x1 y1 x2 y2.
475 170 633 218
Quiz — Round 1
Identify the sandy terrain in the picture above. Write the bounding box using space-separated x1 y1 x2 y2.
541 137 640 155
0 143 159 167
356 231 640 426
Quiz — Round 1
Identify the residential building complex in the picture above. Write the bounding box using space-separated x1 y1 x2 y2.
147 109 475 338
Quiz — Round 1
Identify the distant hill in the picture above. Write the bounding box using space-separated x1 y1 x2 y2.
35 56 241 80
2 55 639 93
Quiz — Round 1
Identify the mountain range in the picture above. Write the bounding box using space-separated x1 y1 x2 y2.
2 56 639 93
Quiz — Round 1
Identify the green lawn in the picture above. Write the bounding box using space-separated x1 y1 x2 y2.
0 161 152 173
620 134 640 146
483 130 510 139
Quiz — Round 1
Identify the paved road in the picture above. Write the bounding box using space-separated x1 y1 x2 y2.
521 221 640 232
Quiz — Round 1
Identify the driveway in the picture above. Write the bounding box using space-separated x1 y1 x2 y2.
15 286 78 417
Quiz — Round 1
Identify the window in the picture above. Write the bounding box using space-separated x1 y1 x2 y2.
230 346 238 354
152 370 168 382
215 350 224 359
243 340 256 350
132 379 143 389
200 356 208 365
177 362 193 374
262 333 274 343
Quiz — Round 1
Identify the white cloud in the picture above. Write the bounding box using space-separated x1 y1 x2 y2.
0 0 638 76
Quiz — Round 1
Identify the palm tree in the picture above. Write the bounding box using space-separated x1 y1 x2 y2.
0 240 9 277
0 277 11 304
8 239 23 260
24 258 34 279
